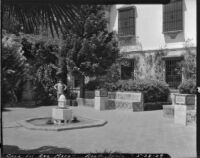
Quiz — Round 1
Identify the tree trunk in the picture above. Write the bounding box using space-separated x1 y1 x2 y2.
80 75 85 98
57 51 68 85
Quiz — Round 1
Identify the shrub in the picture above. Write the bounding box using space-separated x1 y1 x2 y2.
85 80 100 91
2 34 27 106
105 79 170 103
178 79 196 94
67 91 77 100
144 102 172 111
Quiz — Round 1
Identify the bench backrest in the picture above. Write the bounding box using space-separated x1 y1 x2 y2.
108 91 142 103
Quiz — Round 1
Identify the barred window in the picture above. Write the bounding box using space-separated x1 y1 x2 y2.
163 0 183 32
118 7 135 36
165 58 182 89
121 59 134 80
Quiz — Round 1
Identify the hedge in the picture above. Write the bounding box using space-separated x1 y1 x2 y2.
144 102 172 111
104 79 170 103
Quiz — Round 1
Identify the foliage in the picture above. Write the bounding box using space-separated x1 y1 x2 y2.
67 91 77 100
21 37 61 105
154 50 166 80
103 62 122 83
61 5 119 97
2 33 28 106
3 1 84 36
84 62 121 91
178 79 196 94
104 79 170 103
2 11 22 34
85 80 101 91
63 5 119 76
180 40 196 81
144 102 172 111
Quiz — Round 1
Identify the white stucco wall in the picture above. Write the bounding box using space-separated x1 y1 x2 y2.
184 0 196 46
108 0 196 51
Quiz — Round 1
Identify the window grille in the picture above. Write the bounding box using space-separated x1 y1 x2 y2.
163 0 183 32
165 58 182 89
118 8 135 36
121 59 134 80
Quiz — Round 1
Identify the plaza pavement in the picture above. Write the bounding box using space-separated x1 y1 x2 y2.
2 105 196 158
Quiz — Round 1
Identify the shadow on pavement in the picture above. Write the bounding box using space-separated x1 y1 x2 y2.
3 145 74 154
2 109 12 112
3 104 56 109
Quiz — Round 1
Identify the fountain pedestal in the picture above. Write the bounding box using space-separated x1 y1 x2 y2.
52 95 72 124
52 107 72 124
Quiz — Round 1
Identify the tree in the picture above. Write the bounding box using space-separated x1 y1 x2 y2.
62 5 119 97
2 32 28 106
20 35 64 105
2 0 84 37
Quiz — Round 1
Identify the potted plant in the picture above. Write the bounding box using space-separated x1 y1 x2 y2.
175 79 196 106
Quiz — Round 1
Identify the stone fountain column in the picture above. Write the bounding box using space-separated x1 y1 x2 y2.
52 95 72 124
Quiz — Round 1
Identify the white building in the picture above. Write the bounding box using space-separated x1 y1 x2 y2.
104 0 196 89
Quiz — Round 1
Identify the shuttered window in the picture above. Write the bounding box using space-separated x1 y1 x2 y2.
118 8 135 36
163 0 183 32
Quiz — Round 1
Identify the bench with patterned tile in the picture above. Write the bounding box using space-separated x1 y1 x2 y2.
107 92 143 111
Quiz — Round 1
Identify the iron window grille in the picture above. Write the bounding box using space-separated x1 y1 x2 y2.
118 7 136 37
121 59 134 80
165 58 182 89
163 0 183 33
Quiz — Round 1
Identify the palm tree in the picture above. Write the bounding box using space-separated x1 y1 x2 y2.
2 0 84 37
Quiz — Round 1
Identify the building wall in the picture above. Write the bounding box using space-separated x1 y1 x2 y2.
108 0 196 52
106 1 196 89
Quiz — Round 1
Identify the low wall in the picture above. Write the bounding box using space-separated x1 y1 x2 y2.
77 98 94 107
85 91 95 99
107 91 143 111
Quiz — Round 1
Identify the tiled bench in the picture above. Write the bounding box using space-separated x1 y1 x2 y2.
107 92 143 111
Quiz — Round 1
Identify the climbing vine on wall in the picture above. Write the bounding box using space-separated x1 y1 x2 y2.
180 39 196 81
154 50 166 81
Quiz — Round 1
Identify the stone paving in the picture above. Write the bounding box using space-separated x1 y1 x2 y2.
2 105 196 158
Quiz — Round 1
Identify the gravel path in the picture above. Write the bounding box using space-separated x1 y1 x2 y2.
2 106 196 158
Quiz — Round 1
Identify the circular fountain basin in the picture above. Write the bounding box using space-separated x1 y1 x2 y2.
18 116 107 131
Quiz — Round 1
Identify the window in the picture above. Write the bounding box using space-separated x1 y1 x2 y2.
163 0 183 32
165 58 182 89
118 7 135 36
121 59 134 80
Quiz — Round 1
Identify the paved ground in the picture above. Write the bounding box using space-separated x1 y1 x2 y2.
2 105 196 158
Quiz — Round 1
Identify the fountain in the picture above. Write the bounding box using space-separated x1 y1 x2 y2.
17 80 107 131
52 94 72 124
